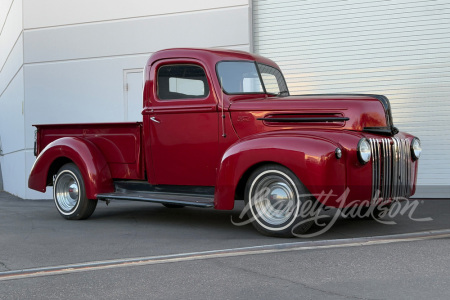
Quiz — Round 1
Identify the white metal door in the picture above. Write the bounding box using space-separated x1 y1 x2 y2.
124 69 143 122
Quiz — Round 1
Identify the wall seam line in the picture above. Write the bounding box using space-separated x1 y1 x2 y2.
0 0 15 35
24 4 248 31
0 64 22 99
0 30 23 73
22 43 250 65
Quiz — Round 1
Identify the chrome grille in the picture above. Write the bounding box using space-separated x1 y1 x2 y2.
369 137 412 203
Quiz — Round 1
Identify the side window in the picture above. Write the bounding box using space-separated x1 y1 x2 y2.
257 63 289 96
157 64 210 100
260 73 280 94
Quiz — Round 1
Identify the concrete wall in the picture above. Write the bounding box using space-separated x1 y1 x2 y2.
0 0 251 199
0 0 26 197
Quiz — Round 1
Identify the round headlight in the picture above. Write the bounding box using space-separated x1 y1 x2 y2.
411 137 421 160
357 138 371 164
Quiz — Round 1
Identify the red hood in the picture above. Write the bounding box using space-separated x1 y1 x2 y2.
229 94 392 138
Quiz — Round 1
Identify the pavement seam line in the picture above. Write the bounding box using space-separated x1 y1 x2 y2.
1 228 449 282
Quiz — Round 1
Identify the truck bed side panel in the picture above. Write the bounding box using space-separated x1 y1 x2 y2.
36 123 145 180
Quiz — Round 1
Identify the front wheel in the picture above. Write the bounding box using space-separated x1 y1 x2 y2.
244 164 315 237
53 163 97 220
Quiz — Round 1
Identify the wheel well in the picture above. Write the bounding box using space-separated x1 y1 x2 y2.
234 161 285 201
46 157 73 186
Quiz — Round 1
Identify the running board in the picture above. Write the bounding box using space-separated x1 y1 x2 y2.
96 191 214 208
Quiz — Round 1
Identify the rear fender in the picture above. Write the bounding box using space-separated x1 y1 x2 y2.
214 134 346 210
28 137 114 198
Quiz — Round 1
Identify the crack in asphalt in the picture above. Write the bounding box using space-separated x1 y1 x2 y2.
0 262 10 271
215 259 378 300
1 229 449 282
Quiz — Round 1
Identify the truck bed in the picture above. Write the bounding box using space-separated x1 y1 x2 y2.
35 122 145 180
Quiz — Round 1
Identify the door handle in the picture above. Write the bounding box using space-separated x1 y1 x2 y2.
150 117 160 123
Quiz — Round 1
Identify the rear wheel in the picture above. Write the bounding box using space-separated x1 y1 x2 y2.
53 163 97 220
244 164 315 237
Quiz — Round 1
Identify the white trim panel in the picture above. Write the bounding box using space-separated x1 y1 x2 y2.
0 0 22 71
0 68 24 154
23 0 248 29
0 33 23 96
0 0 14 33
0 150 26 198
24 6 250 63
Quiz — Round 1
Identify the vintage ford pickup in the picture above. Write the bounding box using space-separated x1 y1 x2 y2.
28 48 421 237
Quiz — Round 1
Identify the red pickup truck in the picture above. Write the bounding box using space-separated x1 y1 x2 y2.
28 48 421 237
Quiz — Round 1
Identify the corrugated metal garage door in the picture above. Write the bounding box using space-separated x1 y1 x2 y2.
253 0 450 198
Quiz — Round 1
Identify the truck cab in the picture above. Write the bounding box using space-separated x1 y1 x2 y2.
28 48 422 237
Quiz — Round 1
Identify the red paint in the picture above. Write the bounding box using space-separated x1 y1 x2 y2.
214 131 347 209
29 48 419 209
28 137 114 198
34 123 144 180
145 58 220 186
229 96 387 138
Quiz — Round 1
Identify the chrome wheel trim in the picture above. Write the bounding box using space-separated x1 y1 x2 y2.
249 170 300 231
54 170 80 215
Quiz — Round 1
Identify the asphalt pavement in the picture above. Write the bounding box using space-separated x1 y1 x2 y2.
0 191 449 299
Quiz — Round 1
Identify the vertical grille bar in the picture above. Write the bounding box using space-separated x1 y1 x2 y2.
381 139 387 201
405 139 412 196
369 138 380 201
369 137 412 203
400 139 406 196
386 138 392 201
370 139 376 200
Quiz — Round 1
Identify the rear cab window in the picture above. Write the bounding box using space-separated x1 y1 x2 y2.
157 65 210 100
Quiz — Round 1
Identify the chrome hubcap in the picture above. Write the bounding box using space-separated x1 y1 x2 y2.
251 173 297 226
68 183 78 199
55 172 79 212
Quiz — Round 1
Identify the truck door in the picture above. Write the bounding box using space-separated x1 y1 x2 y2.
147 60 219 186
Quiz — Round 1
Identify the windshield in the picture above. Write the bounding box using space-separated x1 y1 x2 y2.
216 61 289 96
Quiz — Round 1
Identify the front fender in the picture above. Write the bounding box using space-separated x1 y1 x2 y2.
28 137 114 199
214 133 346 210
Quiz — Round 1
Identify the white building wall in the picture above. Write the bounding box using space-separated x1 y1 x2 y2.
0 0 21 71
22 0 248 29
0 69 26 197
0 0 25 196
0 0 251 199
